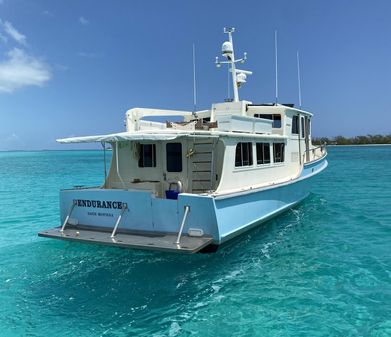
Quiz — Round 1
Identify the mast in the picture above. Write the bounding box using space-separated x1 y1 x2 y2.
226 28 239 102
215 28 251 102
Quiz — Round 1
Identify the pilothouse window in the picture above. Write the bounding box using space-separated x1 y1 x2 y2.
273 143 285 163
235 142 253 167
166 143 182 172
138 144 156 167
254 114 282 128
292 116 299 134
256 143 271 164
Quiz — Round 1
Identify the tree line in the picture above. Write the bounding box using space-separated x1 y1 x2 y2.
312 134 391 145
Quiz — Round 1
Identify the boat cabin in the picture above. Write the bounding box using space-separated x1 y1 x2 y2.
91 100 322 199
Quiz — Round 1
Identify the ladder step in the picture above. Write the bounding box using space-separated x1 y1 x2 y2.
192 172 212 180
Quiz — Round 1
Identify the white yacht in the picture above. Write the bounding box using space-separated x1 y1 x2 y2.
39 28 327 253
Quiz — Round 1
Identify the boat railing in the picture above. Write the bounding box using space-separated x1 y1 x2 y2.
175 205 190 246
303 143 327 163
60 200 77 233
111 203 128 239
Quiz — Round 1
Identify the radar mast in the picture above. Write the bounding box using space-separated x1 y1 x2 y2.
215 28 252 102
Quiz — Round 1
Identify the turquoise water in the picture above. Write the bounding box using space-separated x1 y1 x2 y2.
0 147 390 336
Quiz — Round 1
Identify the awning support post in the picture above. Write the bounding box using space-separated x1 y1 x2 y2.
115 142 126 189
101 141 107 188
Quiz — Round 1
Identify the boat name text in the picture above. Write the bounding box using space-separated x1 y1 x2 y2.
73 199 125 209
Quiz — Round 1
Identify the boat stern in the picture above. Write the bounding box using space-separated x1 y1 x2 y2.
38 188 218 253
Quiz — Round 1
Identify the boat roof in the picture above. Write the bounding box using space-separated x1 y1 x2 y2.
56 130 286 143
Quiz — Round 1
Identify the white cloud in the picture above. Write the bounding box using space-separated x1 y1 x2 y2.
0 32 7 43
79 16 89 25
0 48 51 93
2 21 26 45
5 132 19 142
78 51 99 58
54 63 68 71
43 10 54 17
0 132 24 150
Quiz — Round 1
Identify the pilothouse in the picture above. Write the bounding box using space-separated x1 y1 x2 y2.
39 28 328 253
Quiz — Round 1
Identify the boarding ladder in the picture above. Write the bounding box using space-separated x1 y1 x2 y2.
190 139 216 193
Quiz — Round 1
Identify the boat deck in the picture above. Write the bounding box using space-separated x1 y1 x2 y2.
38 227 213 254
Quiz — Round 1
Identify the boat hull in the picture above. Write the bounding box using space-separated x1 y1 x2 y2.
39 155 327 253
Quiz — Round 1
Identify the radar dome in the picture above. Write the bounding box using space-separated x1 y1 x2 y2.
236 72 247 87
221 41 233 58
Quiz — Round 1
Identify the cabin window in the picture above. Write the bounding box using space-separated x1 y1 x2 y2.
292 115 299 134
305 118 310 137
138 144 156 167
273 143 285 163
235 142 253 167
256 143 271 164
166 143 182 172
301 117 305 138
254 114 282 128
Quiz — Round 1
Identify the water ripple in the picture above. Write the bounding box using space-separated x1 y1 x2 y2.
0 147 391 336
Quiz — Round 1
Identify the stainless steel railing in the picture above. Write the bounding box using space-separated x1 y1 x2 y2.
303 144 327 163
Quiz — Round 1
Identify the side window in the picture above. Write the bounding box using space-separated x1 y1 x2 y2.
138 144 156 167
273 143 285 163
254 114 281 128
301 117 305 138
272 114 282 128
256 143 271 164
292 116 299 134
235 142 253 167
166 143 182 172
305 118 311 137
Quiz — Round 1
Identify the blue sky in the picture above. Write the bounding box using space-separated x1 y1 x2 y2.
0 0 390 150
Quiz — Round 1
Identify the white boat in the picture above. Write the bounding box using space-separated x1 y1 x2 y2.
39 28 327 253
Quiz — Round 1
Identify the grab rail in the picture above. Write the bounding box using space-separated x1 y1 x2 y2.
60 201 77 233
175 206 190 245
111 203 128 238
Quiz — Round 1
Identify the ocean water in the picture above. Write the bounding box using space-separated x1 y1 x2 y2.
0 146 390 337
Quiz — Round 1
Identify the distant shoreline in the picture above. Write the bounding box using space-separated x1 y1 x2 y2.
327 144 391 147
0 149 103 152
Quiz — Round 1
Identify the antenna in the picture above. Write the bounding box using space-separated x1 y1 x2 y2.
274 30 279 105
192 43 197 113
296 51 302 109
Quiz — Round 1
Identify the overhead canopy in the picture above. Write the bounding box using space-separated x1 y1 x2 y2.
56 131 180 144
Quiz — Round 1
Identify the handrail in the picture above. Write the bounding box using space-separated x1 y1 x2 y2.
303 143 326 154
111 203 128 238
60 201 77 233
302 143 327 163
175 206 190 245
